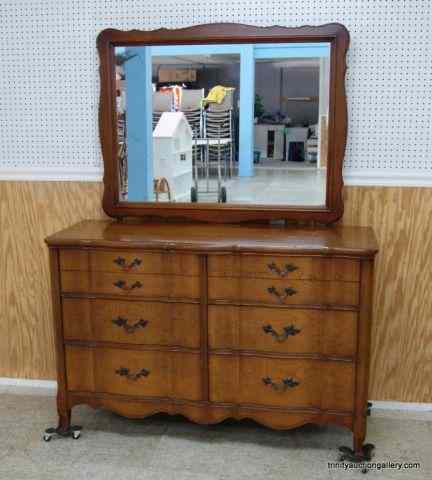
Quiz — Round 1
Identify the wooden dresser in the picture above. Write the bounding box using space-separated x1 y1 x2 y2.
45 220 378 456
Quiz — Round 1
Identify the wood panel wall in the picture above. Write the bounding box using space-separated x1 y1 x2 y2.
0 182 431 402
0 182 106 380
342 187 432 403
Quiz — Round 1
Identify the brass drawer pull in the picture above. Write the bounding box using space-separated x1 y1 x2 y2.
262 376 300 393
267 262 298 277
112 316 149 334
267 286 297 303
115 367 150 381
113 280 143 291
113 257 142 271
262 324 301 342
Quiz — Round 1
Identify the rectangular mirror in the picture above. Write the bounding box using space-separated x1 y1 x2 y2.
115 42 330 206
99 25 348 222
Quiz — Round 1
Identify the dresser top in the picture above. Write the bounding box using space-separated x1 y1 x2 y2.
46 220 378 257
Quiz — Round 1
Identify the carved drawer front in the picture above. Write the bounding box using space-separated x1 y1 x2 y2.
61 272 200 300
208 277 359 307
63 298 200 348
208 306 357 358
208 255 359 282
209 356 354 412
60 250 200 276
65 346 201 400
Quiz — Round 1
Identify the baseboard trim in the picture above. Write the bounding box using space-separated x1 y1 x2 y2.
0 377 57 390
0 378 431 412
370 400 432 412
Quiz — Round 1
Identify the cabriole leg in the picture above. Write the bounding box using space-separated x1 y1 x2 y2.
338 402 375 473
58 410 71 433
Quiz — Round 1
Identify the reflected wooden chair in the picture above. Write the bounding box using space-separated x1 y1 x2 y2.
154 177 172 202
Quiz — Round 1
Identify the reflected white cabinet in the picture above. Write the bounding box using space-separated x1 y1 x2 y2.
254 124 285 161
153 112 193 201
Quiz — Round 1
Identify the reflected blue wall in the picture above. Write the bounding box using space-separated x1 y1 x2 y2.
124 47 153 201
239 45 254 176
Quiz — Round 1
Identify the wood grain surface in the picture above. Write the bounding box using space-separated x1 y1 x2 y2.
60 249 200 275
342 186 432 402
208 306 357 357
66 346 202 400
208 277 359 307
208 255 360 281
0 181 105 380
1 181 431 402
62 298 200 348
61 271 200 299
209 355 355 411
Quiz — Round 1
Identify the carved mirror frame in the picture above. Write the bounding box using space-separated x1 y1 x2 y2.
98 23 349 223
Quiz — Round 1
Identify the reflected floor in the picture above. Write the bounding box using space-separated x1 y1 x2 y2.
255 159 317 170
195 167 326 205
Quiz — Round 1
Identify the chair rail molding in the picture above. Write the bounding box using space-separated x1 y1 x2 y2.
1 166 432 187
0 166 103 182
343 168 432 188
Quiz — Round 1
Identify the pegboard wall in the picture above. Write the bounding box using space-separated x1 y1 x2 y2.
0 0 431 183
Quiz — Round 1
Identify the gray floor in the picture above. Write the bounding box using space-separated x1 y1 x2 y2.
255 160 317 170
1 389 431 479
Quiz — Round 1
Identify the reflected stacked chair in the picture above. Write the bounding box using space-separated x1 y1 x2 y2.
204 89 235 179
179 90 205 170
117 114 127 199
180 89 204 136
152 91 173 129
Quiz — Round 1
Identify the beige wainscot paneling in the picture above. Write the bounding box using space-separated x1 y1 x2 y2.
0 181 106 380
1 182 431 403
342 187 432 402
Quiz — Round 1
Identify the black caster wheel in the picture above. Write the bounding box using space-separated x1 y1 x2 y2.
191 186 198 202
219 186 227 203
42 425 82 441
43 427 56 442
338 443 375 473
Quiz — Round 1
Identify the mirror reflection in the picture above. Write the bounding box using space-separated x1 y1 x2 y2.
115 42 330 205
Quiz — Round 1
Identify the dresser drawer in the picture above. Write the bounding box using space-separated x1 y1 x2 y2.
61 271 200 300
208 255 359 282
209 356 354 411
60 249 200 276
63 298 200 348
66 346 201 400
208 277 359 307
208 306 356 357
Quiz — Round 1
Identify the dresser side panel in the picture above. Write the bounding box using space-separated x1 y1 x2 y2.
353 259 375 445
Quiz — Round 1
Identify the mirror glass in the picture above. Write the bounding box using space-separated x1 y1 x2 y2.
115 42 330 205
